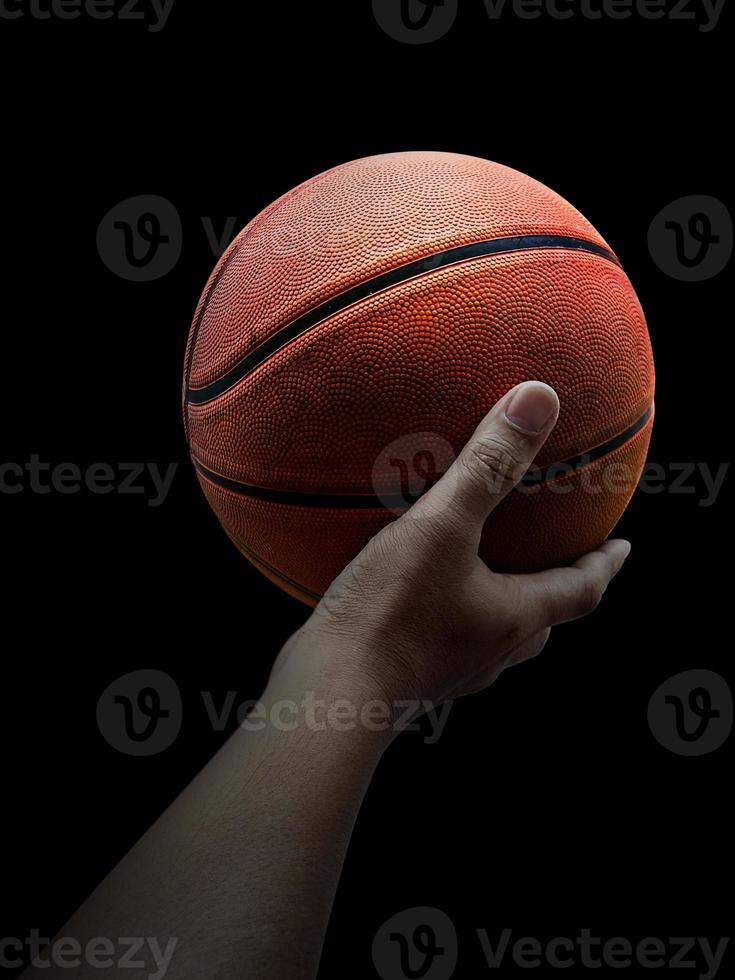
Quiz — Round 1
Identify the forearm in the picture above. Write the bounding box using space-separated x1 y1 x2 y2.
23 650 388 980
20 383 628 979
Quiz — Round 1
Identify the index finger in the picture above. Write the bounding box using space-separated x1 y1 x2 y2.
513 539 632 632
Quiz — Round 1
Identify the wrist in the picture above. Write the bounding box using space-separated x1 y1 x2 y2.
262 627 404 751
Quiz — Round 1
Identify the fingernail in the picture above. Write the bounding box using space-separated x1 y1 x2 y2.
505 383 559 433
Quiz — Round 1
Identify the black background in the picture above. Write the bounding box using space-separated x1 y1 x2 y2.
1 2 731 977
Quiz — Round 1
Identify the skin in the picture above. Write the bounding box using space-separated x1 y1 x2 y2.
22 382 631 980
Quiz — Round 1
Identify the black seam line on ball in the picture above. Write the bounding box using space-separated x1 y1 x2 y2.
237 540 322 602
185 236 621 407
184 245 241 442
191 405 652 509
521 404 652 484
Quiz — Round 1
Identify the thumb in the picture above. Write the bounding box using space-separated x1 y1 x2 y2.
415 381 560 544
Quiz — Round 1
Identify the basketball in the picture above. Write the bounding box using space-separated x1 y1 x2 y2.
183 151 655 606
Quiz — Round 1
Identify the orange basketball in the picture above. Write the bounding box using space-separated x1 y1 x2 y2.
183 151 655 606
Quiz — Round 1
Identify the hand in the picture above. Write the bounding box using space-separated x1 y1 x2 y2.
278 382 631 716
34 390 630 980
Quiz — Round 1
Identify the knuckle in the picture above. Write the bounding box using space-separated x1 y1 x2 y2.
503 622 525 648
463 435 526 493
387 508 446 559
526 630 551 660
324 554 376 612
373 517 405 554
536 627 552 652
575 577 603 617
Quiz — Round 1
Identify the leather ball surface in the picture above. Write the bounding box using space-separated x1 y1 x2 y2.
184 151 655 605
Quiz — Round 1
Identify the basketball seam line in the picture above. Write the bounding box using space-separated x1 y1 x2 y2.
185 235 621 407
182 160 358 440
237 539 323 602
192 405 653 508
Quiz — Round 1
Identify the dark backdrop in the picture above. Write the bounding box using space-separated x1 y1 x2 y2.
2 2 731 978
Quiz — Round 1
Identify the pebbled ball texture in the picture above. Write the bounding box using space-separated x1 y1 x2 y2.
184 151 655 606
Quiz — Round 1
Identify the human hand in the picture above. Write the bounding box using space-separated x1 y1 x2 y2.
275 382 631 719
